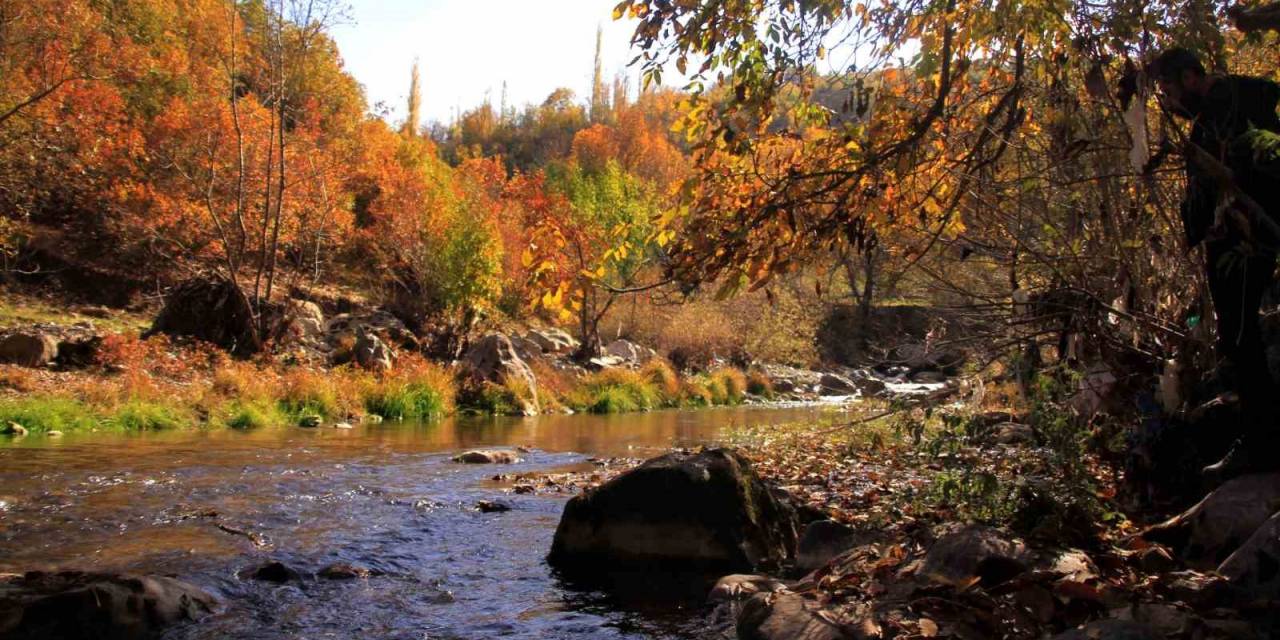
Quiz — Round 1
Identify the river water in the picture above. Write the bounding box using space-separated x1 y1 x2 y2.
0 405 843 639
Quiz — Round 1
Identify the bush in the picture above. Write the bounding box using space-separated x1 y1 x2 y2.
223 401 285 429
565 368 661 414
0 396 98 433
279 368 342 419
679 379 714 407
363 357 454 420
640 359 681 404
711 368 748 404
108 400 190 430
746 369 774 398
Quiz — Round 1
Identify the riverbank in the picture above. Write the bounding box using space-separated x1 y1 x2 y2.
0 290 931 436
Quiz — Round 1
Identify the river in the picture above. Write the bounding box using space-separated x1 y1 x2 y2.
0 405 845 639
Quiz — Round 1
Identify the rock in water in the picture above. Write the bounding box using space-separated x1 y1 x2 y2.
453 449 522 464
0 571 218 639
547 448 800 572
0 332 58 368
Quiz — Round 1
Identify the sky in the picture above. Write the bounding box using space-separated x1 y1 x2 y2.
330 0 653 126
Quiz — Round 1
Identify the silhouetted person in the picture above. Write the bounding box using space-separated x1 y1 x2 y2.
1151 48 1280 480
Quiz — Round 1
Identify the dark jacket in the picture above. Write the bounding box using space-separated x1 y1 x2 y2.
1182 75 1280 248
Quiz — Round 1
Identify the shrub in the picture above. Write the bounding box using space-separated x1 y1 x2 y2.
640 359 681 405
279 368 342 419
746 369 774 398
711 368 748 404
108 400 190 430
365 381 450 420
223 401 285 429
0 366 36 392
703 374 729 405
565 368 661 414
590 386 641 413
363 357 454 420
679 379 714 407
0 396 98 433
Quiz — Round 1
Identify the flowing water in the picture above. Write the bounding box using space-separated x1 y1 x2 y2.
0 405 846 639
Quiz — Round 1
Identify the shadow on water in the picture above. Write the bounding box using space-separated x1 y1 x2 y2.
0 404 846 639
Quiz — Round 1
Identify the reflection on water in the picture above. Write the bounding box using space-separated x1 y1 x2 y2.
0 404 845 639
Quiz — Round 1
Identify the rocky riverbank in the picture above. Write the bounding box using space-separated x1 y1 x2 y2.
0 288 968 436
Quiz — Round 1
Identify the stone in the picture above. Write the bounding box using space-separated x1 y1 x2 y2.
332 422 354 430
605 339 656 364
146 278 260 355
354 329 394 371
298 415 322 428
797 520 859 571
1218 510 1280 599
476 500 511 513
548 448 800 572
462 334 539 411
1 422 27 437
362 414 384 424
239 561 300 583
317 563 370 580
510 336 543 362
708 574 788 602
1132 546 1175 573
0 571 218 639
736 592 854 640
910 370 948 384
921 525 1030 587
1143 473 1280 568
1045 549 1099 582
0 333 58 368
526 328 578 355
989 422 1036 446
1051 620 1162 640
56 336 103 369
585 355 626 371
818 373 858 396
44 431 62 438
453 449 522 464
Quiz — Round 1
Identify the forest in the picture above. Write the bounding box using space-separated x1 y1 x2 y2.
2 0 1280 638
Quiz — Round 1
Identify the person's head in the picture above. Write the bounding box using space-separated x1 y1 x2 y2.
1150 48 1210 117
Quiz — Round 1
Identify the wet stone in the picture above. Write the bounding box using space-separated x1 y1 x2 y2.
240 561 301 583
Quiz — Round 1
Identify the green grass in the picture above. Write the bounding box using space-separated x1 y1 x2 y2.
0 396 99 434
564 369 664 414
364 382 449 420
222 401 286 429
105 400 191 430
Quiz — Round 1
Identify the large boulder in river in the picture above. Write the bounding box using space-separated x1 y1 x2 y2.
0 332 58 367
547 448 800 572
147 278 260 355
0 571 218 639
